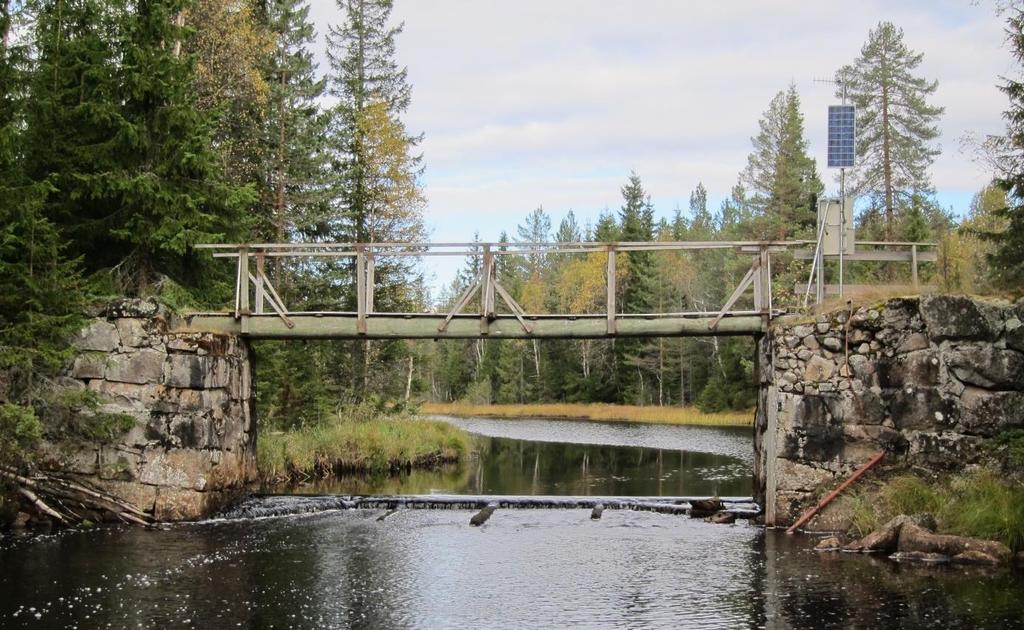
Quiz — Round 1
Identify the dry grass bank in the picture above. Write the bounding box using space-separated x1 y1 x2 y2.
420 402 753 427
258 417 472 483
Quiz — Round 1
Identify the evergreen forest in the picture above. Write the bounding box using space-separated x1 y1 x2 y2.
1 0 1022 443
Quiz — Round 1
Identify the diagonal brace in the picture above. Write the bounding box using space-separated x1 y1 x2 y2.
708 260 759 331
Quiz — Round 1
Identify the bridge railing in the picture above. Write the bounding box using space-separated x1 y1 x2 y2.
196 240 797 336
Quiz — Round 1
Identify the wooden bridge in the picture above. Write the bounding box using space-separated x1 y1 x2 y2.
177 240 933 339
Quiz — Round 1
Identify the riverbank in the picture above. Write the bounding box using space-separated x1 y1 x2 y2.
421 402 753 426
832 468 1024 555
257 416 472 483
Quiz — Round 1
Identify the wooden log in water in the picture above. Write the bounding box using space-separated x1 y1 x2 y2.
591 504 604 520
470 504 497 526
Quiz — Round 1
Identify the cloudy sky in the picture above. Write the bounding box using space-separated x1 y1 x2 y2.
307 0 1012 255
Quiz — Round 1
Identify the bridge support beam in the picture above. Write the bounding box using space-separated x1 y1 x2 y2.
174 314 765 339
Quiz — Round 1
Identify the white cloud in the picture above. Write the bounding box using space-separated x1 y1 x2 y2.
306 0 1012 241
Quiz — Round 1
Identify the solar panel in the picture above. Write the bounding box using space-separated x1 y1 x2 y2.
827 105 856 168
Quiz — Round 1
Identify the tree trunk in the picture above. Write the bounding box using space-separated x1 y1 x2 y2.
404 355 414 401
881 52 894 241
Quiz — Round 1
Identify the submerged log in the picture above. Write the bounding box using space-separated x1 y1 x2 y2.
470 504 497 526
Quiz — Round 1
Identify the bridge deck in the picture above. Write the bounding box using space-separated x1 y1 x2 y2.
175 312 767 339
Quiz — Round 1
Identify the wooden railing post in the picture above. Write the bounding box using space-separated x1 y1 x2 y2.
480 244 494 335
911 244 919 290
356 245 367 335
606 244 617 335
238 246 250 334
255 253 265 315
367 251 375 313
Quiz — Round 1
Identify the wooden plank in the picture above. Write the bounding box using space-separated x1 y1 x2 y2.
367 252 375 313
709 262 757 330
795 283 937 296
792 250 937 263
607 245 616 335
174 314 766 339
254 255 265 315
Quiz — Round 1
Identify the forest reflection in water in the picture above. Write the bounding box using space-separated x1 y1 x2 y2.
286 427 752 498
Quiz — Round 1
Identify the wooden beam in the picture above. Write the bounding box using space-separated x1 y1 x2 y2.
356 246 366 335
607 245 616 335
174 313 766 339
792 250 937 263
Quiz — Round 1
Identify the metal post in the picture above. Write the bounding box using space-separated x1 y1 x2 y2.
606 245 617 335
356 245 366 334
839 170 845 299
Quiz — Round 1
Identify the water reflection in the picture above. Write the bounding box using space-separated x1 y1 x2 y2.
2 511 1022 629
284 434 751 498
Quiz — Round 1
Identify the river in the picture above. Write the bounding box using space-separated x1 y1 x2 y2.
1 417 1022 629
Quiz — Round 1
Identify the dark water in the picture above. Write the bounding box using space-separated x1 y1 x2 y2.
289 417 752 498
1 417 1023 629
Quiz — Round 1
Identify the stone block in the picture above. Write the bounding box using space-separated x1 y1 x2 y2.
115 318 151 348
895 332 930 355
166 337 200 353
71 353 107 380
890 387 957 431
906 431 984 469
105 349 166 385
139 448 216 491
877 350 940 389
168 414 220 450
959 387 1024 436
1007 318 1024 353
75 321 119 352
825 389 887 426
803 355 835 382
98 446 141 481
95 479 158 514
920 295 999 342
946 344 1024 390
163 354 209 389
823 337 843 352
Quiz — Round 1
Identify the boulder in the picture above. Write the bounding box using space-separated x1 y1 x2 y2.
689 497 722 518
958 388 1024 437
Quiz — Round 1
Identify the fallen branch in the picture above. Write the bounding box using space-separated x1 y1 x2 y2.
16 486 67 523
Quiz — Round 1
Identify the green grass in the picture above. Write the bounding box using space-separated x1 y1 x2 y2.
838 470 1024 552
258 416 472 483
421 402 753 426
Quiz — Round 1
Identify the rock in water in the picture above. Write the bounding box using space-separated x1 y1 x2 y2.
689 497 723 519
470 504 497 527
591 504 604 520
815 536 842 551
704 511 736 525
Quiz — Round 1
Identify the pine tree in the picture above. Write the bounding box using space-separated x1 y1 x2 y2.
986 8 1024 289
741 85 822 238
839 22 944 240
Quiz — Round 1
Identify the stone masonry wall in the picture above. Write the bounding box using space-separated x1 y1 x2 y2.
756 295 1024 527
47 299 257 520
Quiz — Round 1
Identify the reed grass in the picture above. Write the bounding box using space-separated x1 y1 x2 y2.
837 470 1024 552
420 402 753 426
258 416 472 483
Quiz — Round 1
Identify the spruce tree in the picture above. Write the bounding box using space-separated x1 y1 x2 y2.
987 7 1024 289
741 85 822 238
0 0 83 395
839 22 944 240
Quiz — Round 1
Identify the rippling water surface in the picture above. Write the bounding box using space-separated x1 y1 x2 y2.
1 417 1022 629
